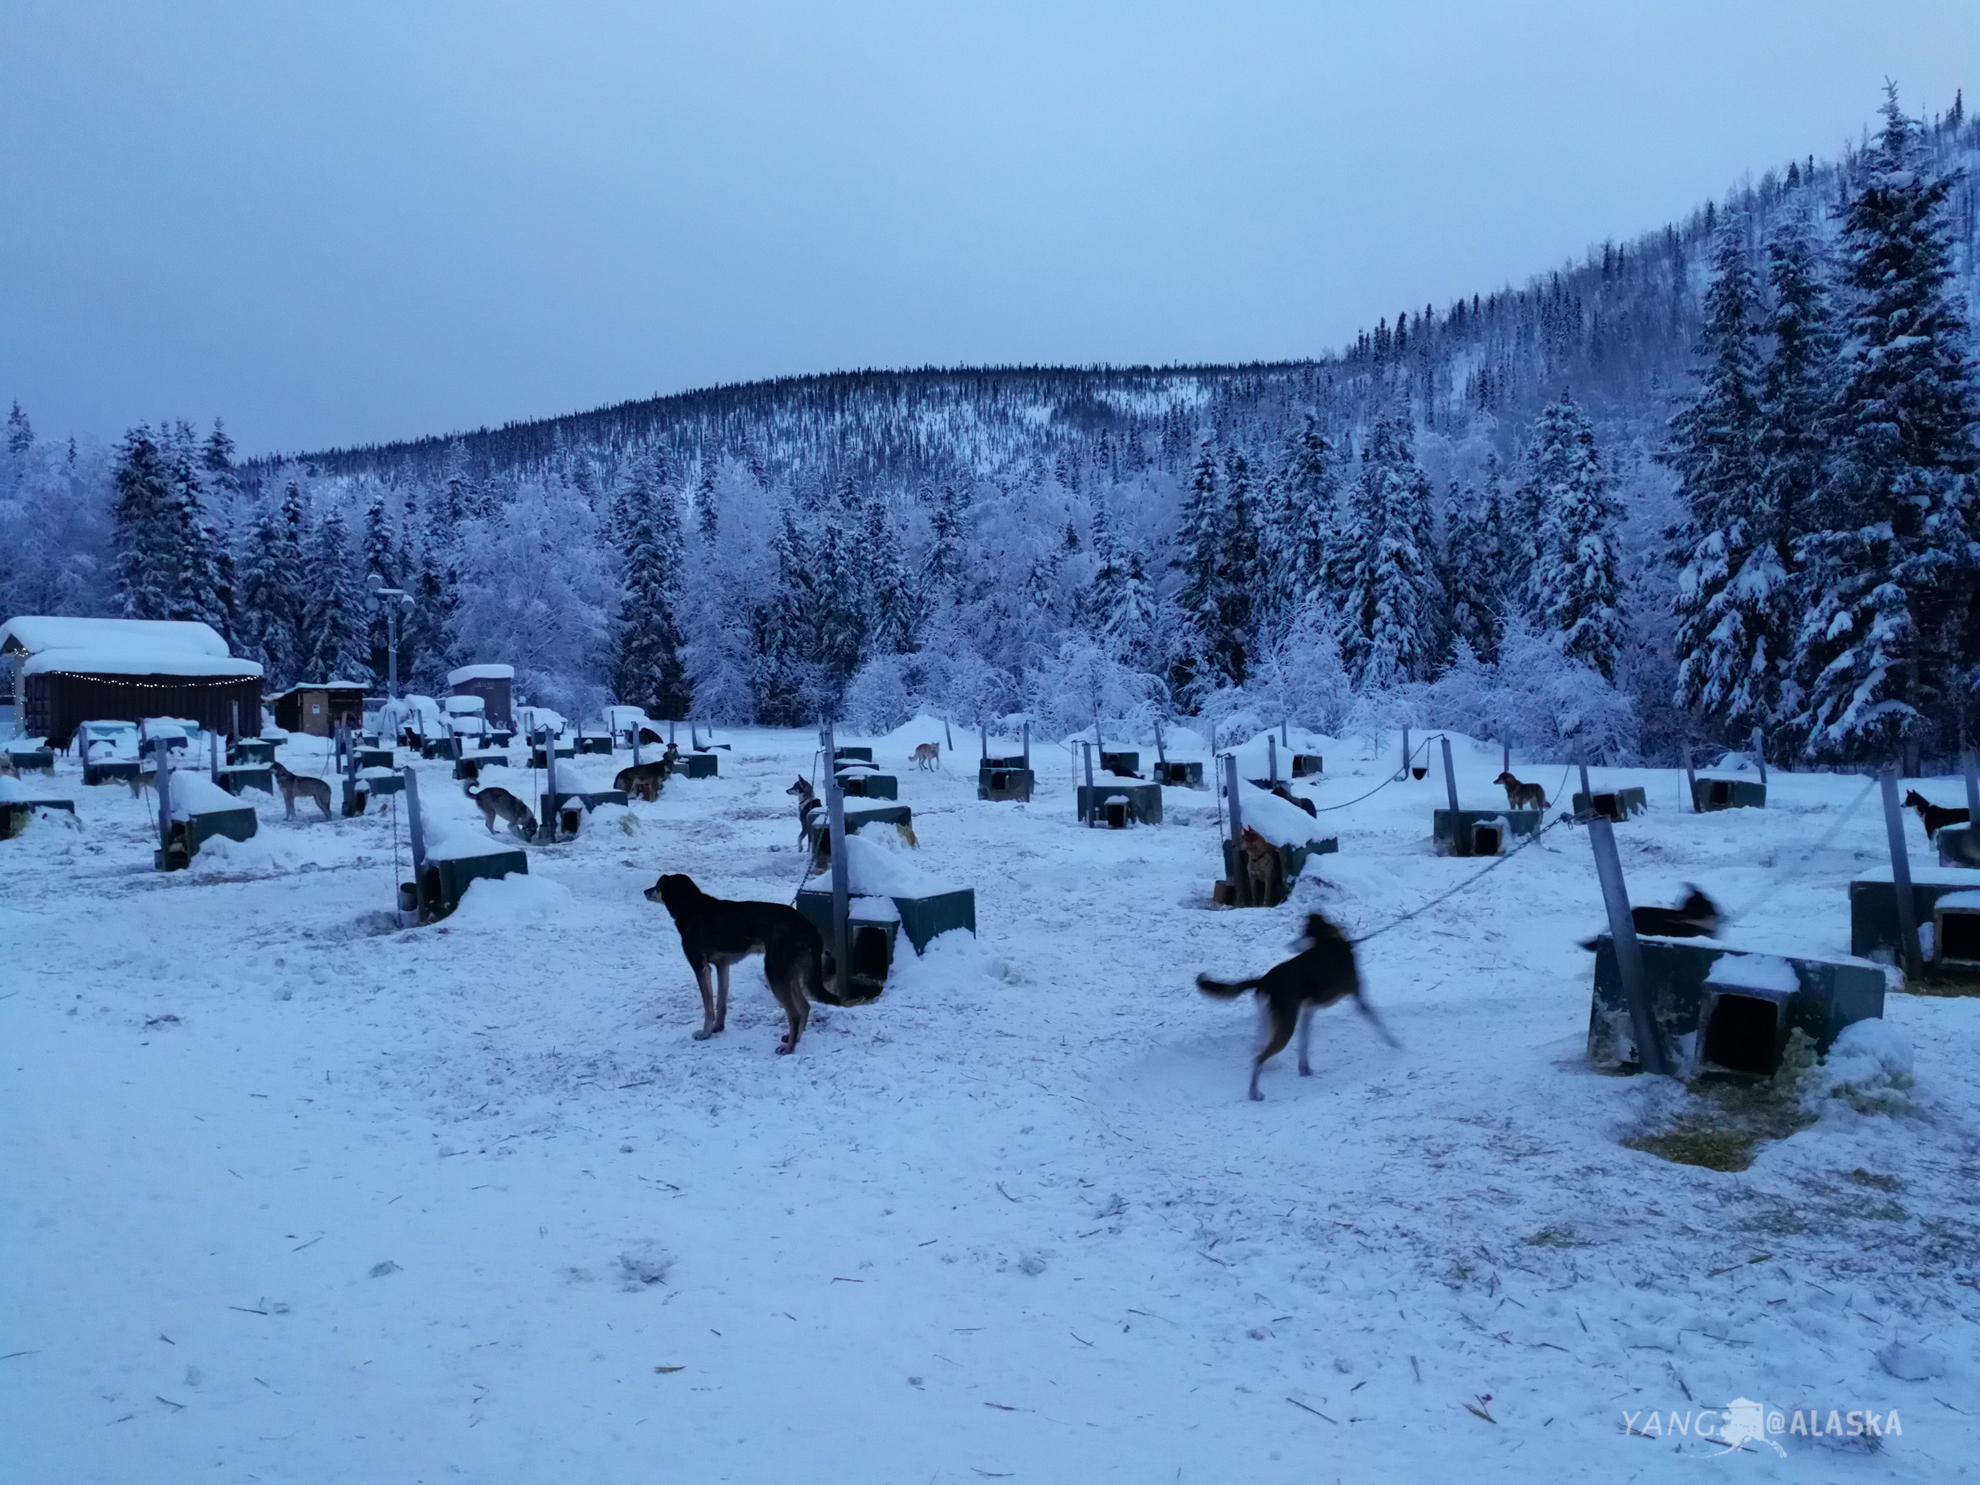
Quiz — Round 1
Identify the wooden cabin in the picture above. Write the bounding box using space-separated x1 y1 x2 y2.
270 681 367 737
448 663 515 730
0 615 263 747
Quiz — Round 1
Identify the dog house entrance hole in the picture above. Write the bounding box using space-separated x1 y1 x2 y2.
1592 792 1621 821
990 770 1011 790
1470 822 1503 855
851 925 892 983
1104 797 1129 829
1709 779 1733 807
559 805 583 836
1936 907 1980 964
1702 993 1780 1075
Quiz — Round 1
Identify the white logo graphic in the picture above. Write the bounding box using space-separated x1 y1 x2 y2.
1712 1397 1787 1457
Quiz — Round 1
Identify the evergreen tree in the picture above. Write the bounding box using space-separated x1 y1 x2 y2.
612 468 691 718
1268 415 1341 614
1211 450 1261 685
1754 208 1842 752
111 425 176 619
361 496 402 681
163 423 234 642
302 508 371 682
1443 481 1504 664
404 550 456 695
1666 216 1775 734
1794 90 1980 763
1169 441 1222 697
751 507 813 725
863 490 919 655
1340 416 1440 687
6 402 31 458
236 509 305 688
1527 395 1626 679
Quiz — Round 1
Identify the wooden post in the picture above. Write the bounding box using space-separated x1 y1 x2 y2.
1081 741 1096 825
1587 816 1668 1075
210 727 222 782
943 716 953 752
1881 769 1924 980
1965 750 1980 823
1267 733 1278 786
1440 734 1460 816
1400 725 1411 781
543 730 560 843
1684 740 1699 813
821 718 851 1005
1752 727 1768 788
1224 753 1247 905
345 725 361 815
402 766 427 921
153 724 173 863
1094 710 1104 760
1502 742 1509 775
1021 721 1031 798
1154 719 1167 766
977 712 985 764
1578 755 1592 807
1281 718 1288 747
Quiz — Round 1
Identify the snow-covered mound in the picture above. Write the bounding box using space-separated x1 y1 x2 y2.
168 771 242 820
1233 781 1332 848
813 829 959 897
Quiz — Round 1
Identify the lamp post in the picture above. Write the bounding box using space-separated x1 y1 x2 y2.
368 575 416 700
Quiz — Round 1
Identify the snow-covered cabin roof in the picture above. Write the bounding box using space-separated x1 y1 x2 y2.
0 615 262 679
267 680 368 699
448 664 515 685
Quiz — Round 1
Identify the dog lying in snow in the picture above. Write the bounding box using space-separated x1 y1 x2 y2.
1197 912 1399 1101
643 872 840 1053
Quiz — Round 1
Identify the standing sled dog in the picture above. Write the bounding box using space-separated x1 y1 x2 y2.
644 872 840 1053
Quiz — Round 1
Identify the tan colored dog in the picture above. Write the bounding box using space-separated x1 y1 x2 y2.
1493 771 1547 810
1238 826 1286 907
911 741 940 771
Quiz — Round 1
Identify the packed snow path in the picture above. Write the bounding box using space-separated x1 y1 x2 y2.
3 728 1976 1482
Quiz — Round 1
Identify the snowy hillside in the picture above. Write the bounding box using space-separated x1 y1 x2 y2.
3 730 1976 1480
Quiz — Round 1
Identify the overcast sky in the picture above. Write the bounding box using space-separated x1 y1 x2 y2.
1 3 1974 456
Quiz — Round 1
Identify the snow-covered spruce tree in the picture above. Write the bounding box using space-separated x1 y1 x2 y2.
360 495 403 681
404 549 456 696
1267 415 1342 615
1524 395 1626 680
163 423 234 642
301 507 372 682
1442 480 1504 664
1211 449 1261 686
1665 215 1778 737
236 510 302 688
611 465 691 719
5 401 29 460
1339 415 1440 688
1754 207 1842 753
111 425 176 619
1793 90 1980 765
1169 441 1222 700
750 505 815 725
863 489 920 657
1080 501 1157 669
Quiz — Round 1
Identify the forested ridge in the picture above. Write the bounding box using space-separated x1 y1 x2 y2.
5 91 1976 764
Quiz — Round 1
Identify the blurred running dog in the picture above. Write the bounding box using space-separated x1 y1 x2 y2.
1493 771 1548 810
643 871 839 1052
464 780 538 841
1579 885 1721 948
272 760 333 821
1197 912 1398 1100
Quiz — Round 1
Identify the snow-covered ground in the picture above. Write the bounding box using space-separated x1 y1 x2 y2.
3 727 1976 1483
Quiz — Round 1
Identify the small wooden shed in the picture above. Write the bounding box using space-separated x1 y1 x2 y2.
448 664 515 730
271 681 368 737
0 615 263 747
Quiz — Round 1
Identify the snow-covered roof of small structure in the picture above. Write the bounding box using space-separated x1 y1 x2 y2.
268 680 368 698
449 664 515 685
444 695 486 714
0 615 262 680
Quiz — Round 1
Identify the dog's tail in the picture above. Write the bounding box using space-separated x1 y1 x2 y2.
809 939 844 1007
1196 973 1260 1000
463 781 482 799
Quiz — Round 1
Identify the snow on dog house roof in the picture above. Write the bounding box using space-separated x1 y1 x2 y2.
448 663 515 685
0 615 262 678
